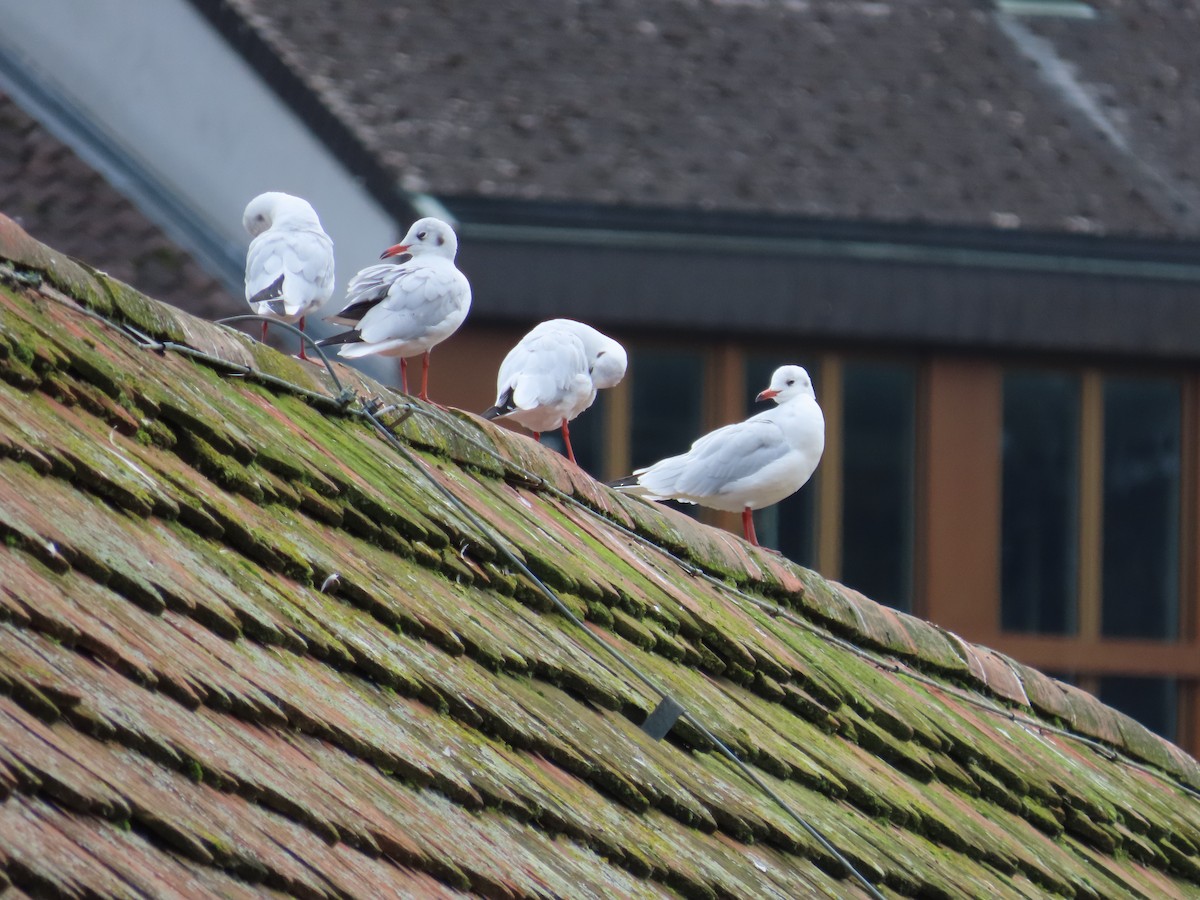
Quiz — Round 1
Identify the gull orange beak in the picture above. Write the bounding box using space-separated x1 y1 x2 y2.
755 388 780 402
380 243 410 259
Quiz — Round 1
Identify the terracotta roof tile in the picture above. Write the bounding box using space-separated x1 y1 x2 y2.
1 212 1199 895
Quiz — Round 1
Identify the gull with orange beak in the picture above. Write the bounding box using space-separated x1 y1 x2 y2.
610 365 824 547
318 217 471 401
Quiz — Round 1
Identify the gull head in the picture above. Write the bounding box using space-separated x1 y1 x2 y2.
756 365 815 404
380 217 459 260
243 191 323 237
589 338 628 390
552 319 627 390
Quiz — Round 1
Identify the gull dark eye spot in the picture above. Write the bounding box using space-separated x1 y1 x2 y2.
786 379 795 386
417 231 428 241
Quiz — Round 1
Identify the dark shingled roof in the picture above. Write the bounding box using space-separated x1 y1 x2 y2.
208 0 1195 237
2 213 1200 897
0 91 239 320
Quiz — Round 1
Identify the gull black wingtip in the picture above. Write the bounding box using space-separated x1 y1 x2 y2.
248 274 285 307
315 329 364 348
606 474 640 489
482 387 516 420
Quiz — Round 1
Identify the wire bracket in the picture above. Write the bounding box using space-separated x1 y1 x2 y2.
641 695 686 741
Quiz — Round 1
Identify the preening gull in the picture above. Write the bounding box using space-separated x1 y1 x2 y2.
318 217 471 401
483 319 627 464
243 192 335 361
611 365 824 547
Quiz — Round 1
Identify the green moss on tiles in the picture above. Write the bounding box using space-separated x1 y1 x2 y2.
65 348 133 407
294 482 341 524
1160 840 1200 881
0 352 39 390
752 671 787 704
212 508 314 585
853 717 935 784
583 599 614 629
57 449 156 519
1021 798 1064 836
609 608 656 651
177 431 265 504
137 417 177 449
18 250 113 315
438 545 478 585
694 642 726 677
1063 806 1118 854
725 662 754 687
98 274 187 343
968 763 1022 814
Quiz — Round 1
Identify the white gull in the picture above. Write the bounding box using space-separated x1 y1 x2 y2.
611 365 824 547
483 319 627 464
318 217 471 401
242 192 335 361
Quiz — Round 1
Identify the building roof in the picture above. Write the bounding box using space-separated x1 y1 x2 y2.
2 214 1200 897
0 91 239 320
204 0 1197 238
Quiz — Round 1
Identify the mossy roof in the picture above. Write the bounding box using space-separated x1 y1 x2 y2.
0 210 1198 898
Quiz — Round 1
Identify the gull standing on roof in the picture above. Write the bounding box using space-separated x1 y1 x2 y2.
482 319 627 464
317 217 470 402
610 365 824 547
243 192 335 361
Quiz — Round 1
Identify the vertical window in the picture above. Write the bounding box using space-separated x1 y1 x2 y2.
1099 677 1178 741
1101 377 1181 639
744 357 818 566
629 350 705 516
1001 372 1080 634
840 362 915 611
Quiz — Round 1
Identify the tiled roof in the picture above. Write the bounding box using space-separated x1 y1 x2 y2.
213 0 1191 236
1 211 1200 897
0 91 239 319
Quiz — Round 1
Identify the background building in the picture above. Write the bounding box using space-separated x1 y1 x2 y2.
2 0 1199 750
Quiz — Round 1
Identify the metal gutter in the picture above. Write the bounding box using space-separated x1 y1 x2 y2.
459 220 1200 284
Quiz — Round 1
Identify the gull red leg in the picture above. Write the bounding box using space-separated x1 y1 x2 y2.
297 315 307 361
400 358 409 394
261 321 269 344
419 351 431 402
742 507 758 545
561 420 576 464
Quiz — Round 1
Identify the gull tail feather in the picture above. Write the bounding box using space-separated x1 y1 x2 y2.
482 386 516 420
315 329 363 347
249 274 285 308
